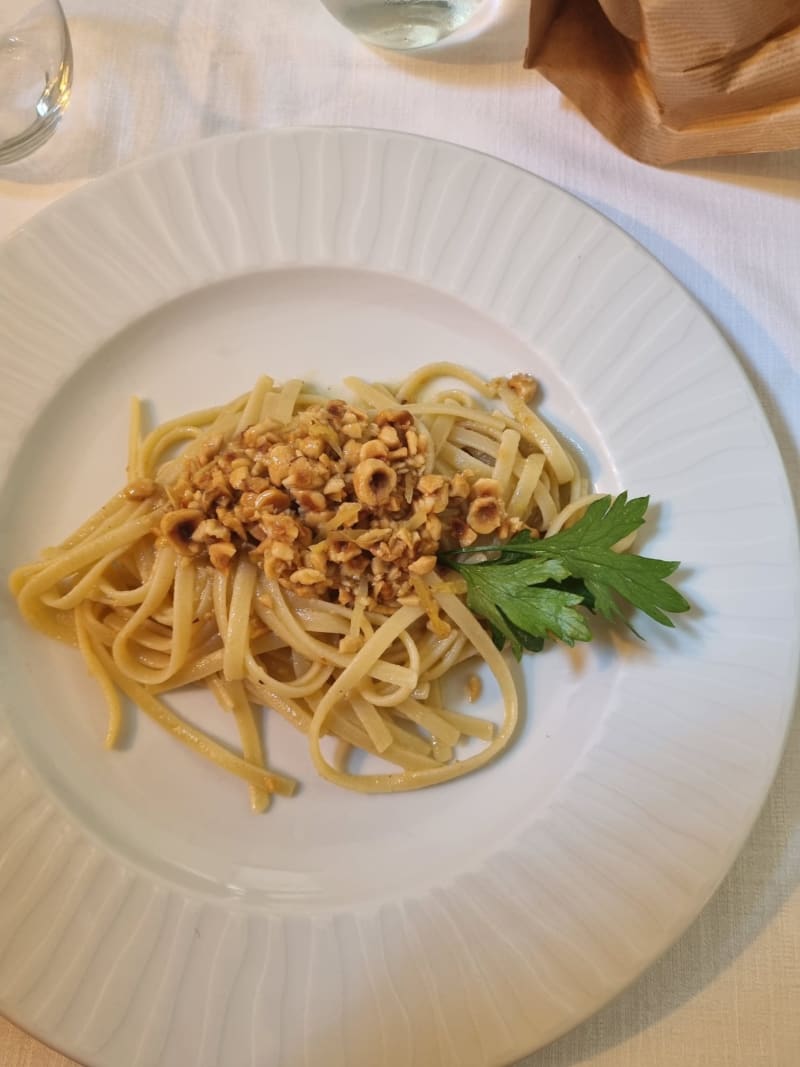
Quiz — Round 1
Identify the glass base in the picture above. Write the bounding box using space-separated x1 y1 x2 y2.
322 0 483 51
0 49 72 165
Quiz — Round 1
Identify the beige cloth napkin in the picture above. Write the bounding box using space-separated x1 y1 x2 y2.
526 0 800 163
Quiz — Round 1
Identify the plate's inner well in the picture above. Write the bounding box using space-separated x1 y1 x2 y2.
1 266 618 910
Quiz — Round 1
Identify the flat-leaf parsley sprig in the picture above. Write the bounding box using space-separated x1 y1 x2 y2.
438 494 690 658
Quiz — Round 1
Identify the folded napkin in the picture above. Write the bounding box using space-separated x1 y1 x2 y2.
525 0 800 164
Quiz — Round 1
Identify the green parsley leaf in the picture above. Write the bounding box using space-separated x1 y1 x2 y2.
439 493 690 656
453 556 591 659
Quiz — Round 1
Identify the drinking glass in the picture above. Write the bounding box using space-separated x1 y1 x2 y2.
319 0 485 51
0 0 72 164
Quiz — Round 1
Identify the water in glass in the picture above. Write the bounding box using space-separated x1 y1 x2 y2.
320 0 485 50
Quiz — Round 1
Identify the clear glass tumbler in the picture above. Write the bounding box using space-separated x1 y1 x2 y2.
320 0 485 51
0 0 72 164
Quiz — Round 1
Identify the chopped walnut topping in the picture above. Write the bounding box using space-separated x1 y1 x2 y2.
467 496 502 535
471 477 501 499
488 372 538 402
352 459 397 508
208 542 237 570
466 674 482 703
450 517 479 548
160 509 204 555
359 439 389 462
417 473 449 514
506 373 537 402
254 488 290 511
408 554 437 576
448 471 472 500
151 379 540 612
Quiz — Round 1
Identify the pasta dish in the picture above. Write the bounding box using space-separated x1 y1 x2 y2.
10 362 598 812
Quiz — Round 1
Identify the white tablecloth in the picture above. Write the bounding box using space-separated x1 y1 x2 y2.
1 1 798 1064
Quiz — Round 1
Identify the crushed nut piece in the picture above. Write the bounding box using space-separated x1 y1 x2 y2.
466 674 482 703
471 477 501 499
359 439 389 461
408 555 437 576
208 542 237 570
467 496 502 535
352 459 397 508
160 509 204 555
506 373 537 402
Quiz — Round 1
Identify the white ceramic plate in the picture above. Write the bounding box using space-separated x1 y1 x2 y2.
0 129 797 1067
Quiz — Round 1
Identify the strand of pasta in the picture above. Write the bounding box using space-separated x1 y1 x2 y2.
306 580 517 793
255 578 419 691
75 602 125 748
41 545 133 611
395 361 495 401
111 548 197 685
42 494 142 556
207 676 294 812
84 635 281 793
235 375 274 434
223 560 259 681
12 512 159 642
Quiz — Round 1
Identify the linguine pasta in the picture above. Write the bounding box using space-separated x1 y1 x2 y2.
10 363 594 811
